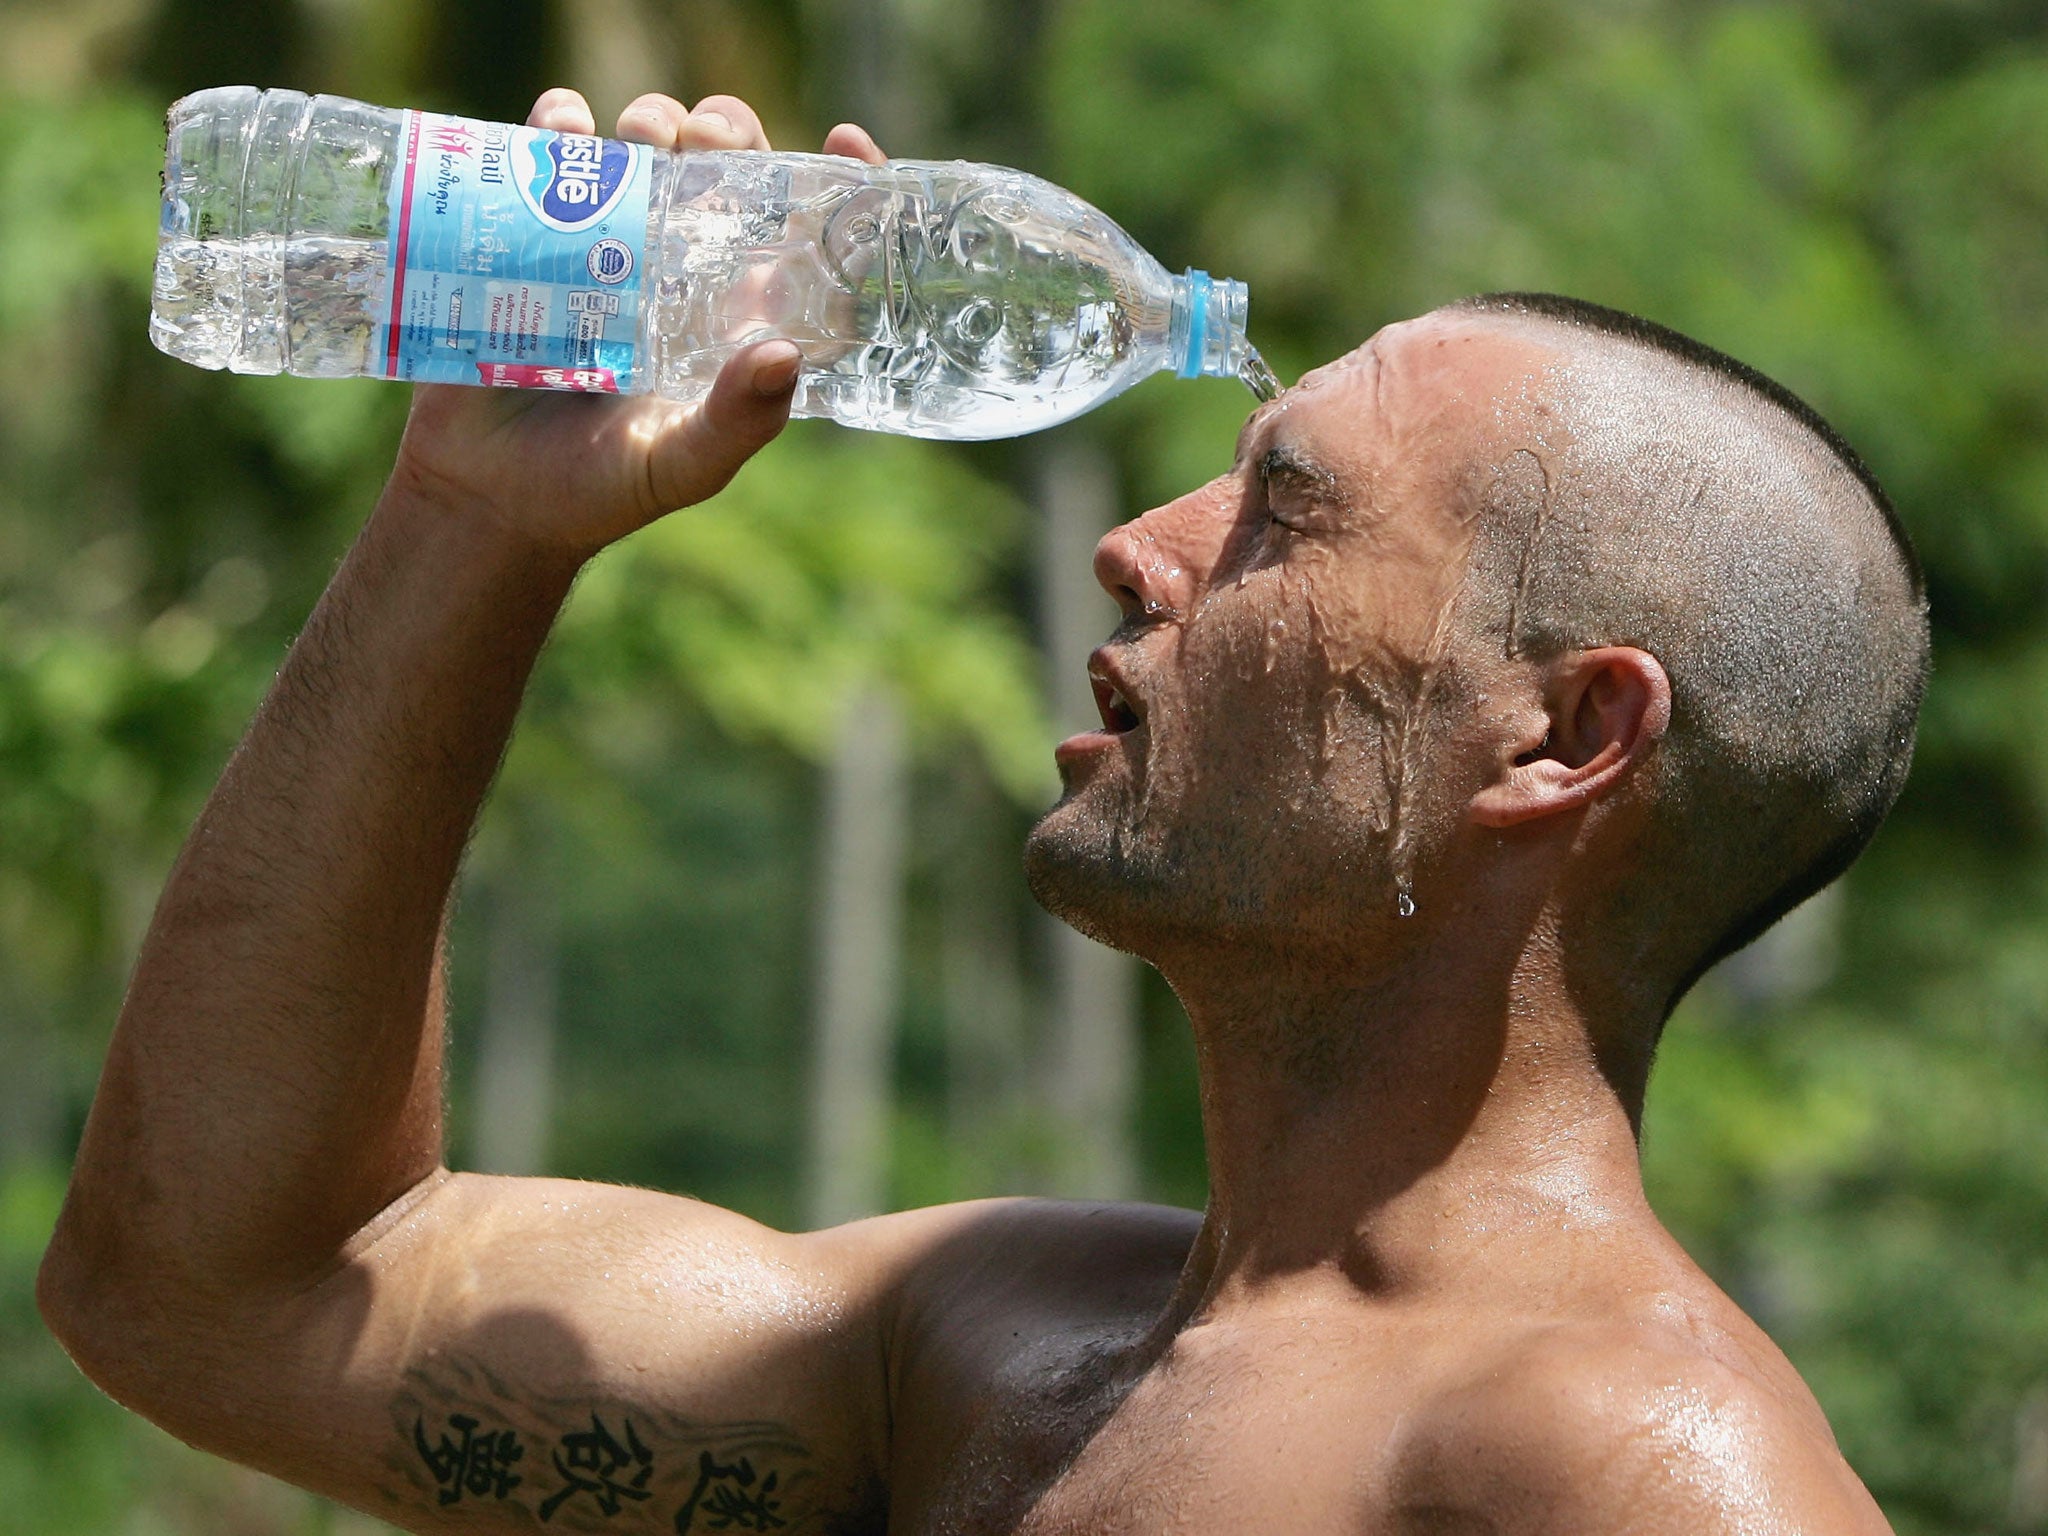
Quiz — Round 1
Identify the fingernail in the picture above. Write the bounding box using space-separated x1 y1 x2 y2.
694 110 734 137
752 343 802 396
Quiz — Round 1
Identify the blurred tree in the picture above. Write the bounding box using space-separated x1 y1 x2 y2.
1035 442 1141 1199
8 1 2048 1532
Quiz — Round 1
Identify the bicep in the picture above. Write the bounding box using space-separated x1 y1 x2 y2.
210 1173 893 1534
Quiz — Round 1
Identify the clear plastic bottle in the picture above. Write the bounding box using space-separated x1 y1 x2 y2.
151 86 1265 441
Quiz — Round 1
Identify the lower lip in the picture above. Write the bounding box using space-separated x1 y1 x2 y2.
1054 728 1134 768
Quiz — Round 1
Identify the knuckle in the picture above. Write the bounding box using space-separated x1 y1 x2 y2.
623 92 682 120
689 94 766 144
617 94 682 144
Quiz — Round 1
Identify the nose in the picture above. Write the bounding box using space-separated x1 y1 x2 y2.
1092 509 1200 622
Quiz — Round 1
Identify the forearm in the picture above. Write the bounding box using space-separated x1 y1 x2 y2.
44 481 582 1318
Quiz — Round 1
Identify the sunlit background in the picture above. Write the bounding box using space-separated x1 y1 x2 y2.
4 1 2048 1531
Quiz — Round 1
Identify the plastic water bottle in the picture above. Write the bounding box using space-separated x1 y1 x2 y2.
150 86 1272 441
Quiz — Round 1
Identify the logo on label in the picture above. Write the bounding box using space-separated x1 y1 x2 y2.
587 238 635 284
425 121 484 158
513 129 639 232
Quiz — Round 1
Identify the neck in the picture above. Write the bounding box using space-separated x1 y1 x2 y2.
1159 906 1653 1320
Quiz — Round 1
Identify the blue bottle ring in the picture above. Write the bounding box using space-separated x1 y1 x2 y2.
1179 268 1211 378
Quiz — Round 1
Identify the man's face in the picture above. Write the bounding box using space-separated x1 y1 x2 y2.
1024 312 1565 962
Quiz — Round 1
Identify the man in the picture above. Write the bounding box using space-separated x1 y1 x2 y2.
38 85 1924 1535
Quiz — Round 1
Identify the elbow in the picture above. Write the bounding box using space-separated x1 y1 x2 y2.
37 1193 207 1420
38 1181 368 1456
38 1232 272 1463
39 1204 152 1405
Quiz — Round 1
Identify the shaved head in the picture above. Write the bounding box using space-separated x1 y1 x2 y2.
1028 294 1926 1112
1450 294 1929 1048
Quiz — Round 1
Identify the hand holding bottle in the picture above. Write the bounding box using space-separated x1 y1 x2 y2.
386 87 887 562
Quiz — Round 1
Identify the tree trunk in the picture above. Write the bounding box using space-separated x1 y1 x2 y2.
940 760 1031 1191
560 0 672 119
804 683 909 1226
0 1008 61 1169
471 870 559 1176
1036 440 1141 1200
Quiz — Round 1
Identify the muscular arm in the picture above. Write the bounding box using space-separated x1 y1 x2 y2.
39 88 912 1535
51 475 570 1314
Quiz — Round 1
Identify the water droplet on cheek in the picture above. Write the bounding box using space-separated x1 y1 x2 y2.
1396 889 1417 919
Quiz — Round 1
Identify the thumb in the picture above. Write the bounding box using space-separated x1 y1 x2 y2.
644 341 802 512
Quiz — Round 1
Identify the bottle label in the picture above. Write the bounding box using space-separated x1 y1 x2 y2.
378 111 652 391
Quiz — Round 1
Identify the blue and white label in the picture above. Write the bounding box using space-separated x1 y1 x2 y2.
516 130 639 231
378 111 653 391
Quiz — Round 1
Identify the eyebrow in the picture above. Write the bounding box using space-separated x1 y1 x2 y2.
1257 443 1340 495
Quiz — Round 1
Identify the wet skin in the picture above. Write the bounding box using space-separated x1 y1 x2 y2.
39 90 1893 1536
1032 320 1564 965
981 320 1893 1535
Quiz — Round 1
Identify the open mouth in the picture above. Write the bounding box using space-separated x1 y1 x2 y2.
1056 650 1148 770
1089 666 1142 734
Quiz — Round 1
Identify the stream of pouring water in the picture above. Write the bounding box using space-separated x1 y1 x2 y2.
1240 349 1282 402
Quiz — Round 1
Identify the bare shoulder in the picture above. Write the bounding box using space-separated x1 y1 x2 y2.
834 1195 1198 1425
828 1195 1201 1322
1388 1317 1893 1536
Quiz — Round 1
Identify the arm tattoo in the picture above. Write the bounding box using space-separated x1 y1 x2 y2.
386 1355 826 1531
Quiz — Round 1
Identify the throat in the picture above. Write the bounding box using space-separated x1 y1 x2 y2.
1177 992 1647 1311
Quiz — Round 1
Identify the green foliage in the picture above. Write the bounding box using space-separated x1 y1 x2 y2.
557 427 1051 800
0 1163 129 1535
9 3 2048 1533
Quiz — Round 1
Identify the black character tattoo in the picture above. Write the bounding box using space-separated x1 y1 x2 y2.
539 1412 657 1520
675 1450 786 1532
414 1413 525 1506
392 1358 818 1529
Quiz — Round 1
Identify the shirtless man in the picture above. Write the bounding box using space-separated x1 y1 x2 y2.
38 86 1926 1535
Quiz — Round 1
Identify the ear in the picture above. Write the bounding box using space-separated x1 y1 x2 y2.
1469 647 1672 829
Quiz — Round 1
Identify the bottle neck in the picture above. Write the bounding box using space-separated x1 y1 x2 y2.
1170 269 1251 380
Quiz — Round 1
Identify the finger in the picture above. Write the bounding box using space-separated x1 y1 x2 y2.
617 92 689 148
528 87 597 135
685 94 772 151
822 122 887 164
644 341 801 511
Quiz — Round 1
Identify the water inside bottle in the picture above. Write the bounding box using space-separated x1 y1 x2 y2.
154 234 387 377
644 153 1182 439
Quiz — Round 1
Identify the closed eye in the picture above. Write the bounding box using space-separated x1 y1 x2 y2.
1259 445 1340 529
